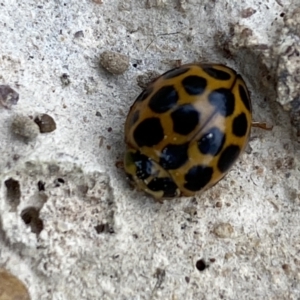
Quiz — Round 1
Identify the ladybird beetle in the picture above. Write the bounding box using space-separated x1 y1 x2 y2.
124 63 252 199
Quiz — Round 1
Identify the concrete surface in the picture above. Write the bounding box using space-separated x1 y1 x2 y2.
0 0 300 299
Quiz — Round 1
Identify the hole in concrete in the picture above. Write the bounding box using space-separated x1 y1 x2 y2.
95 224 105 234
94 223 114 234
57 178 65 184
21 207 44 235
54 177 65 187
4 178 21 210
196 259 208 271
38 180 45 191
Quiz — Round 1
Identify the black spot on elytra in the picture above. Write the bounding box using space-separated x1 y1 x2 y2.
184 165 213 191
149 85 179 113
238 83 251 112
232 113 248 137
182 75 207 95
202 66 232 80
147 177 178 197
134 118 164 147
159 143 189 170
218 145 241 173
135 86 154 102
198 127 225 156
208 88 235 117
130 151 153 179
171 104 200 135
163 67 190 79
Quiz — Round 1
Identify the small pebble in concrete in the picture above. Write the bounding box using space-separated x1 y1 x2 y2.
11 115 40 139
0 85 19 109
0 268 30 300
60 73 71 86
213 222 234 238
34 113 56 133
100 51 130 75
136 70 160 88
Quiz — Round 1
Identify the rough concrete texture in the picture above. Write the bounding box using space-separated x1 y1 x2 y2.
0 0 300 299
